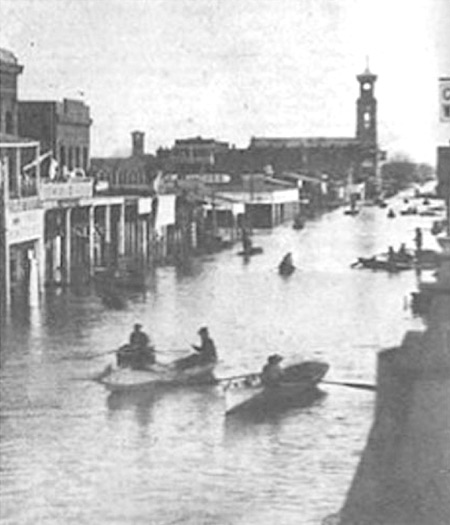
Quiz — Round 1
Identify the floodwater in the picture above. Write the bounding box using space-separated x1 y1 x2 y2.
1 193 442 525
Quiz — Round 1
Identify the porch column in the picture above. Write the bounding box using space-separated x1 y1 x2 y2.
89 205 95 276
15 147 21 198
142 218 148 260
37 234 45 292
1 158 10 307
105 204 111 244
119 203 125 255
64 208 72 284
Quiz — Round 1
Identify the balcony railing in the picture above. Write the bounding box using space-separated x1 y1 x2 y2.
39 179 94 201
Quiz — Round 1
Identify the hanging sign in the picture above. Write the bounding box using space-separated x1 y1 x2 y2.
439 77 450 122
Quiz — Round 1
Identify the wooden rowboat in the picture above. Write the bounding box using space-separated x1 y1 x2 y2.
100 361 216 392
224 361 329 415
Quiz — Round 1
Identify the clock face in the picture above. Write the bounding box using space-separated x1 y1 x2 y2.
363 82 371 90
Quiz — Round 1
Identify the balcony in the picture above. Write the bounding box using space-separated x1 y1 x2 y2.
39 178 94 203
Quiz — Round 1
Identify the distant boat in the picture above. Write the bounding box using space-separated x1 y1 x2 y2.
237 247 263 257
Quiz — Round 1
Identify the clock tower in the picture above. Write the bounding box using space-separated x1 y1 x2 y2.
356 67 377 145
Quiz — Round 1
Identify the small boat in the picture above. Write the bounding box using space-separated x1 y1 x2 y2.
224 361 329 415
100 361 216 392
400 207 418 216
344 208 359 216
237 246 263 257
278 262 295 276
352 256 413 272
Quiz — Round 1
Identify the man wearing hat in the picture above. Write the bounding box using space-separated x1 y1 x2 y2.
118 323 155 369
176 327 217 370
261 354 284 386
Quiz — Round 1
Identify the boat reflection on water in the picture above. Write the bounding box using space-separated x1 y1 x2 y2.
224 387 328 428
106 389 160 429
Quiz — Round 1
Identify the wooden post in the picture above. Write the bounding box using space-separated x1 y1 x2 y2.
64 208 72 284
89 206 95 277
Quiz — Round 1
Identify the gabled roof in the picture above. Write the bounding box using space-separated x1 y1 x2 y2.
90 155 159 183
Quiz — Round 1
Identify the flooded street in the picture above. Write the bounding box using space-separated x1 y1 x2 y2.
1 196 439 525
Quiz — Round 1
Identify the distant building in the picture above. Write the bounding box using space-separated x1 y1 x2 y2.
18 98 92 175
91 131 160 195
157 136 230 174
213 67 380 199
0 48 23 135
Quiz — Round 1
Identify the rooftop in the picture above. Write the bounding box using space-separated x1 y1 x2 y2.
0 48 18 65
250 137 359 149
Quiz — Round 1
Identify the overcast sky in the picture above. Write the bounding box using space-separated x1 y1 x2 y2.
1 0 449 163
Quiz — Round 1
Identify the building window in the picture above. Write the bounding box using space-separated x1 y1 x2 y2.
68 147 73 170
5 111 13 134
59 145 66 168
83 147 88 170
75 147 80 168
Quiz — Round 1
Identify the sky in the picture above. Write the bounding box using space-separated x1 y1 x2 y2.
1 0 449 164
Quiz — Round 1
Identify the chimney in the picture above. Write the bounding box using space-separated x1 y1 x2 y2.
131 131 145 156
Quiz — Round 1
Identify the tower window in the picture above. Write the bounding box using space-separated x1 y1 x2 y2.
363 82 371 91
363 112 371 129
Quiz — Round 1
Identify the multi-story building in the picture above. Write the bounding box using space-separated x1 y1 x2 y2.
1 49 45 309
157 136 230 174
0 48 23 135
18 98 92 175
214 67 381 199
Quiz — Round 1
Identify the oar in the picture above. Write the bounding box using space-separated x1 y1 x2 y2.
321 380 376 391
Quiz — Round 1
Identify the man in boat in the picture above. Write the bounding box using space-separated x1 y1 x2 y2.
414 227 423 254
279 252 294 273
261 354 284 387
242 227 252 255
117 323 156 369
176 327 217 370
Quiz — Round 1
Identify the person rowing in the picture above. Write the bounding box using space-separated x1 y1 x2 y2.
175 327 218 370
261 354 284 387
117 323 156 369
279 252 295 274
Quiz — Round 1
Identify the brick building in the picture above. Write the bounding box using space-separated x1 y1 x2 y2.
0 48 23 135
157 136 230 174
18 98 92 175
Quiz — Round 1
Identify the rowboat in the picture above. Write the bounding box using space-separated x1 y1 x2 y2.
352 256 413 272
237 246 263 257
278 262 295 276
223 361 329 415
99 361 216 392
